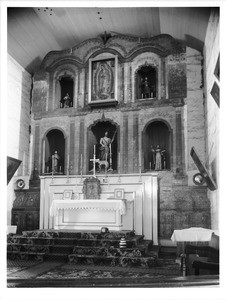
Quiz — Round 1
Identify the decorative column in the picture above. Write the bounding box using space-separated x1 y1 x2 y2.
120 64 124 103
33 124 40 178
161 57 166 99
79 69 85 108
78 118 85 174
42 139 45 174
123 114 128 173
48 73 54 110
69 122 75 174
74 71 79 109
124 62 129 104
175 107 184 176
133 113 139 173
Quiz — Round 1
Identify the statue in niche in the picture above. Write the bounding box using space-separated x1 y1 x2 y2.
52 151 60 173
140 77 150 98
60 93 70 108
99 131 112 161
99 130 116 170
149 145 166 170
154 145 166 171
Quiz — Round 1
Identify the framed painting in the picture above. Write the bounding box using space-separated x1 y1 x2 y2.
88 55 118 107
63 190 73 200
114 188 124 199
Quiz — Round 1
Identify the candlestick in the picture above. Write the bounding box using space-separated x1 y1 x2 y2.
94 144 96 155
80 154 83 170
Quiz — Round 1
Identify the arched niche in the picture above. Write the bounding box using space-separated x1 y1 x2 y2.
136 65 157 99
43 129 66 174
143 120 171 171
54 67 76 109
88 120 118 172
59 76 74 108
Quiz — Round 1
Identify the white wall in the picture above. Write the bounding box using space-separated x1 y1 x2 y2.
203 9 220 230
7 54 32 224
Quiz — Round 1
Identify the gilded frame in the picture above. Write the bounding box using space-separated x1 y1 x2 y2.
88 55 118 106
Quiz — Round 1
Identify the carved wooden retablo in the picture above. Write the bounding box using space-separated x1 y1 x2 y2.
82 177 101 199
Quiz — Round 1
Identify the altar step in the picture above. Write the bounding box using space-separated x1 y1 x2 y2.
7 230 160 268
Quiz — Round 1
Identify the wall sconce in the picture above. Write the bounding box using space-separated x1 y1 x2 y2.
190 147 217 191
193 173 205 186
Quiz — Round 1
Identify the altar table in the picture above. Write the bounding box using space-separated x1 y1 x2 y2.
50 199 127 231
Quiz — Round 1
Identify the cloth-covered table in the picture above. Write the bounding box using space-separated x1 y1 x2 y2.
49 199 127 231
50 199 127 217
171 227 218 257
171 227 217 243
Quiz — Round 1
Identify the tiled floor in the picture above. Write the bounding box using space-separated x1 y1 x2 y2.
7 259 219 288
7 258 181 285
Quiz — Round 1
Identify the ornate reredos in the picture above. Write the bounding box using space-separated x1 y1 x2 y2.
41 34 185 71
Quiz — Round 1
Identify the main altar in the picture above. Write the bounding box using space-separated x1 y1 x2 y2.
39 173 158 245
50 199 126 231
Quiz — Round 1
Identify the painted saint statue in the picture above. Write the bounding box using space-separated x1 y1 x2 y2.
99 131 111 161
154 145 166 170
52 151 60 173
99 130 116 162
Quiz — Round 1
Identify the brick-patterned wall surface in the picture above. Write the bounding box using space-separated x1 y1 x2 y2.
159 176 210 239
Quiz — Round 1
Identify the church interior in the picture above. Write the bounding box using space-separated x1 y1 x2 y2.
4 5 221 290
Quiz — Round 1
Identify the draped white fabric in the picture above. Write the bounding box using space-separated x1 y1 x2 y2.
50 199 127 217
171 227 217 243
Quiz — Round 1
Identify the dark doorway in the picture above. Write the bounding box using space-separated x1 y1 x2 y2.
88 121 118 172
143 121 171 171
60 77 74 107
45 129 65 173
136 66 157 99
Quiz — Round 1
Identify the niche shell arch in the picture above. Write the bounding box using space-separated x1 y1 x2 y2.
143 120 171 171
43 129 66 174
87 119 119 172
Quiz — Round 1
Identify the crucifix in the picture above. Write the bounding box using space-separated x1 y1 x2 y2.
90 145 99 178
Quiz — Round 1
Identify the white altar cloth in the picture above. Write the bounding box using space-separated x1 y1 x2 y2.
50 199 127 217
171 227 216 243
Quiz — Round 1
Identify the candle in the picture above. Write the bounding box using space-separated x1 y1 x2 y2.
110 143 112 155
68 154 69 168
80 154 83 169
139 151 141 166
94 144 96 155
